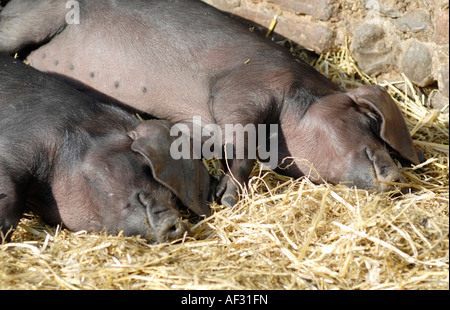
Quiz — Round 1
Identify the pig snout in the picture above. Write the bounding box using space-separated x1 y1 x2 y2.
342 147 407 193
138 192 187 243
365 148 408 192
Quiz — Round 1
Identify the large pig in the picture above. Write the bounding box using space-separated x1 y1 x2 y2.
0 0 421 207
0 53 211 242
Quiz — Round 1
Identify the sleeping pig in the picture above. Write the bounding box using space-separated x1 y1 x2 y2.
0 53 211 242
0 0 421 207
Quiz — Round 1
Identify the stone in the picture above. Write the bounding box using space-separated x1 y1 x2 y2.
438 63 449 98
430 91 449 111
270 0 335 21
360 0 404 18
431 51 449 111
434 11 449 45
276 16 334 53
232 7 335 53
231 7 275 31
393 9 430 33
202 0 241 11
401 40 434 87
351 23 393 75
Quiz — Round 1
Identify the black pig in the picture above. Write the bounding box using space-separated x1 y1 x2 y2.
0 0 421 207
0 53 211 242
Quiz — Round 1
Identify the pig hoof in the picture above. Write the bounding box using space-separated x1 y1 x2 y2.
216 175 240 207
215 176 228 198
221 193 238 208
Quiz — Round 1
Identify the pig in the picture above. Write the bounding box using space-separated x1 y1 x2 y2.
0 53 212 243
0 0 421 208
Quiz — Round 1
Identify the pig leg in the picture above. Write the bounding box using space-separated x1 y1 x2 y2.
210 87 272 207
208 88 269 206
213 120 259 207
0 0 67 53
0 166 26 241
215 158 255 208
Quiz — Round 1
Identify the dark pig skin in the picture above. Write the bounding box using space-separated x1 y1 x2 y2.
0 0 421 207
0 53 212 242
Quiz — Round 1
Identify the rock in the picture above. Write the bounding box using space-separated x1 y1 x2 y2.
393 9 430 33
401 40 434 87
276 16 335 53
271 0 335 21
351 23 393 75
438 63 449 98
202 0 240 11
232 6 335 53
434 11 449 45
360 0 404 18
430 91 449 111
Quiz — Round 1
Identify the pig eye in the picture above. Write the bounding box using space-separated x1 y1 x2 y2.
366 113 381 136
138 192 152 208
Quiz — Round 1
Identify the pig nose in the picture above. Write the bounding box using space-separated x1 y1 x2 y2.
373 154 406 192
156 216 188 242
139 192 187 242
376 169 406 192
365 148 407 192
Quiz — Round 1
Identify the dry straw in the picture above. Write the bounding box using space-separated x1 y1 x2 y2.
1 41 448 290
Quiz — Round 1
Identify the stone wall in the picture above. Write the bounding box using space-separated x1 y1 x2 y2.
202 0 449 109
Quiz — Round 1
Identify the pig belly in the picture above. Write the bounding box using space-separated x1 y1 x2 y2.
27 29 213 124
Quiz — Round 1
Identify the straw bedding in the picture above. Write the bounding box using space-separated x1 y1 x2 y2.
0 34 448 290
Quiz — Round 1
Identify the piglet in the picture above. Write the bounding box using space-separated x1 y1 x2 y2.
0 53 211 242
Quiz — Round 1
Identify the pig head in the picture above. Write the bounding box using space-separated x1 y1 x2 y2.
278 85 420 192
0 0 422 208
0 54 211 242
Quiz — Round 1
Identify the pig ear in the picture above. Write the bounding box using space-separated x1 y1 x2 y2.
347 85 421 165
128 120 211 217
